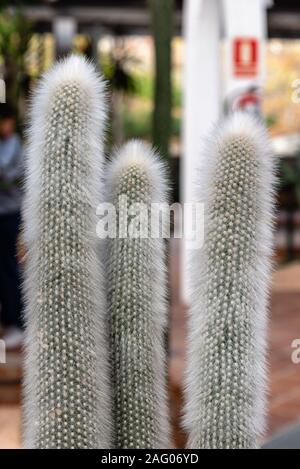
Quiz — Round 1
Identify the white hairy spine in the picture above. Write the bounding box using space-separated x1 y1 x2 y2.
23 55 112 448
184 113 275 449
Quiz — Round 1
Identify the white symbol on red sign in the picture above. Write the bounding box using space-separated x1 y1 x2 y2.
233 38 259 78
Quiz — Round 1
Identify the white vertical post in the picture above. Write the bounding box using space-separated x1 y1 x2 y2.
182 0 221 302
181 0 271 303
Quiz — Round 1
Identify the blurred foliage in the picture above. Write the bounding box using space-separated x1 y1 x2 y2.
0 8 30 59
122 106 181 142
122 108 151 140
100 42 140 145
134 72 181 107
0 3 32 121
121 73 181 143
101 50 138 95
100 39 181 149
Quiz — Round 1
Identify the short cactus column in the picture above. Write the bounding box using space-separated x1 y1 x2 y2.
184 113 275 449
104 141 170 448
22 55 112 449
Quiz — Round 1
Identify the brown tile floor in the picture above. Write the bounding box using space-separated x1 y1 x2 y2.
1 245 300 449
268 289 300 437
0 406 21 449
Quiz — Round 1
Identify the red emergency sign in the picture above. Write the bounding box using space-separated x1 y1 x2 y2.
233 38 259 78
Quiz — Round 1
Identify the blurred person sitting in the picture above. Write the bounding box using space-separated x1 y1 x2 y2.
0 104 24 349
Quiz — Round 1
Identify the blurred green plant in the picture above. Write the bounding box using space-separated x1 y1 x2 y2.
101 51 137 95
122 108 151 140
100 37 181 149
122 106 181 142
0 4 32 120
134 72 181 107
101 44 138 146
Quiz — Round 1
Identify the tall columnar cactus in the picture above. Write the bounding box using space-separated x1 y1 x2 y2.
184 113 275 449
104 141 170 448
23 55 112 448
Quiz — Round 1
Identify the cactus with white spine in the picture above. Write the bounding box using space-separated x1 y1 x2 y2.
184 113 275 449
104 141 170 449
23 55 112 449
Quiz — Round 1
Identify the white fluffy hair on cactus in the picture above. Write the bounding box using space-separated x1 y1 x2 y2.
22 55 112 448
184 113 276 449
104 141 170 449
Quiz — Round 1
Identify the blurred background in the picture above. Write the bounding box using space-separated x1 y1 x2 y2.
0 0 300 449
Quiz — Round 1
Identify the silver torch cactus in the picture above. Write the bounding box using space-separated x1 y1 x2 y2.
103 141 170 448
184 113 275 449
22 55 112 449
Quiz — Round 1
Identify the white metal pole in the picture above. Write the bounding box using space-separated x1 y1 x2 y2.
182 0 221 303
181 0 271 304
